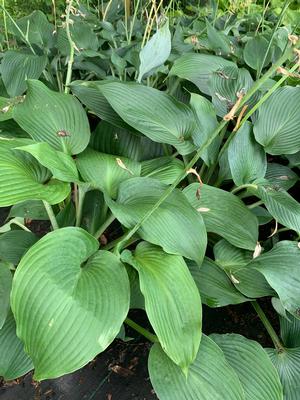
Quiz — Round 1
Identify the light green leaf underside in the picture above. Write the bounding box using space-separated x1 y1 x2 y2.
0 139 70 206
122 242 202 370
138 18 171 82
1 50 47 97
0 263 12 329
149 335 245 400
76 148 141 198
189 257 249 307
96 82 196 155
107 177 207 264
11 227 130 380
13 80 90 155
0 310 33 380
169 53 236 95
266 347 300 400
228 122 266 186
184 183 258 250
211 334 283 400
253 87 300 155
16 142 79 182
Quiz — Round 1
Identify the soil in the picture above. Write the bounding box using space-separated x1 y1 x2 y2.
0 206 280 400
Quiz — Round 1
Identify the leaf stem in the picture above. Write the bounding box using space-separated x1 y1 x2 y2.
252 301 284 351
13 221 31 232
247 200 264 209
43 201 59 230
94 213 115 240
2 0 9 49
64 0 75 94
125 317 158 343
114 44 294 253
231 184 258 194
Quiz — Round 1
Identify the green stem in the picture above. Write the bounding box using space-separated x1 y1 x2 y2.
125 318 158 343
247 200 264 209
103 233 139 251
257 0 291 79
64 0 75 94
2 0 9 49
231 184 258 195
114 44 294 254
252 301 284 351
43 201 59 230
94 213 115 240
13 221 31 232
75 185 86 227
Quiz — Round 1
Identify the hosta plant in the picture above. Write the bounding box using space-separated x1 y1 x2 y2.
0 1 300 399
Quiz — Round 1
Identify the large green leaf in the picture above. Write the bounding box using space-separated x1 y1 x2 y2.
138 18 171 82
141 157 184 184
0 231 38 264
265 163 298 191
107 177 207 264
0 310 33 380
243 36 272 71
9 11 54 49
76 148 141 198
0 263 12 329
97 82 197 155
210 66 256 118
253 87 300 155
280 313 300 348
214 239 273 299
169 53 235 95
243 241 300 317
189 257 249 307
184 183 258 250
9 200 49 220
122 242 201 371
250 184 300 233
1 50 47 97
214 239 252 273
11 227 130 380
13 80 90 155
90 120 142 161
211 334 283 400
228 122 266 186
16 142 79 182
57 21 98 56
266 348 300 400
190 93 220 166
206 20 233 55
80 190 106 236
70 81 131 130
149 335 245 400
0 139 70 206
